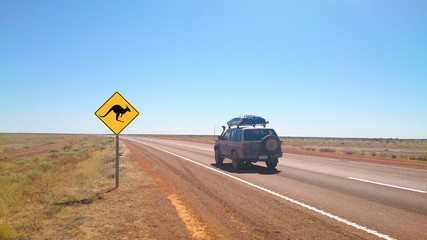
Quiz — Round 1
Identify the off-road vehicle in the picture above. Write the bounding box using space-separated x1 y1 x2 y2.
214 115 282 170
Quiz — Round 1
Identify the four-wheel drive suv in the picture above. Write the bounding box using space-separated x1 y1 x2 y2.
214 116 282 170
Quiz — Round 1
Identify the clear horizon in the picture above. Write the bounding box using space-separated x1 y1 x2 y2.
1 132 426 141
1 1 426 138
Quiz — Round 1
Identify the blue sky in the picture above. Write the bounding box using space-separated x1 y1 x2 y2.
1 0 426 138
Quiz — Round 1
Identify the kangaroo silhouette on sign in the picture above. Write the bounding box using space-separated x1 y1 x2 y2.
100 105 130 122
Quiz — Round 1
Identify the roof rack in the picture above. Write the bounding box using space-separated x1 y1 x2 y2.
227 115 269 128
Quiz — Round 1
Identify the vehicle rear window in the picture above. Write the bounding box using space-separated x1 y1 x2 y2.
243 129 277 141
234 129 242 141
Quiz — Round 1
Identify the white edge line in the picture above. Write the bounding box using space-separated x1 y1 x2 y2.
348 177 426 194
130 139 395 240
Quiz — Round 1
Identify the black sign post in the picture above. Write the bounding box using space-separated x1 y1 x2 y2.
115 135 119 188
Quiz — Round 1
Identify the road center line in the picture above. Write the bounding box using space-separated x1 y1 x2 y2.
347 177 426 193
131 139 395 240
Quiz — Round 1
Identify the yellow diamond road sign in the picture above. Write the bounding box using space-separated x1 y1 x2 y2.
95 92 139 135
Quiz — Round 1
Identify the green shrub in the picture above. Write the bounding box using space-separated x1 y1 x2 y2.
13 157 29 164
409 155 426 161
343 150 354 155
62 144 73 151
0 224 13 239
103 156 114 163
320 148 336 153
27 170 43 181
303 147 316 151
40 161 53 171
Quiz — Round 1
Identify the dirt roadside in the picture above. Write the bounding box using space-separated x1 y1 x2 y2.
126 140 381 240
53 140 191 239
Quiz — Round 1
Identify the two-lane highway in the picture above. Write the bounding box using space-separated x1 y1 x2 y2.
124 137 427 240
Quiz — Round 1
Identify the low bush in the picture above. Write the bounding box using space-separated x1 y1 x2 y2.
13 157 29 164
320 148 336 153
27 169 43 181
40 161 53 171
343 150 354 155
62 144 73 151
0 225 13 239
303 147 316 151
409 154 426 161
49 149 59 153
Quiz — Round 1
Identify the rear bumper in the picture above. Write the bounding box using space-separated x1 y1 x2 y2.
242 152 282 161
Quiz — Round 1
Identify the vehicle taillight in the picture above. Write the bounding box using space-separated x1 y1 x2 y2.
242 143 246 153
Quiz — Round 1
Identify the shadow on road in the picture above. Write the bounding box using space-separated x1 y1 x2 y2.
211 163 280 175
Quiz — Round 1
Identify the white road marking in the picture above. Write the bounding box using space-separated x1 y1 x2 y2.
348 177 426 193
130 139 395 240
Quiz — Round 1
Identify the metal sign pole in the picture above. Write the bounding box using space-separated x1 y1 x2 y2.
115 135 119 188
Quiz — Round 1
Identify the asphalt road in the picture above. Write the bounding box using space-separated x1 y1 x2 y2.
123 136 427 240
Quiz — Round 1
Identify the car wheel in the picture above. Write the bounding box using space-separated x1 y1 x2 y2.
231 151 242 170
215 148 224 165
266 158 278 169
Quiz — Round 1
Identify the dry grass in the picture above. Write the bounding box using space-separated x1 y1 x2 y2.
282 137 427 161
1 134 193 239
0 135 119 239
0 134 87 156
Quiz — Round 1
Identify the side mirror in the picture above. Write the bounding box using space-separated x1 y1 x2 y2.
218 136 223 140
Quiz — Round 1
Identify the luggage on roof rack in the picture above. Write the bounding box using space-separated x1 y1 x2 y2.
227 115 269 128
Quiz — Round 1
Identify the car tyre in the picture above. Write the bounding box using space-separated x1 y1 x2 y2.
232 151 242 170
262 135 281 153
215 148 224 165
266 158 278 169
